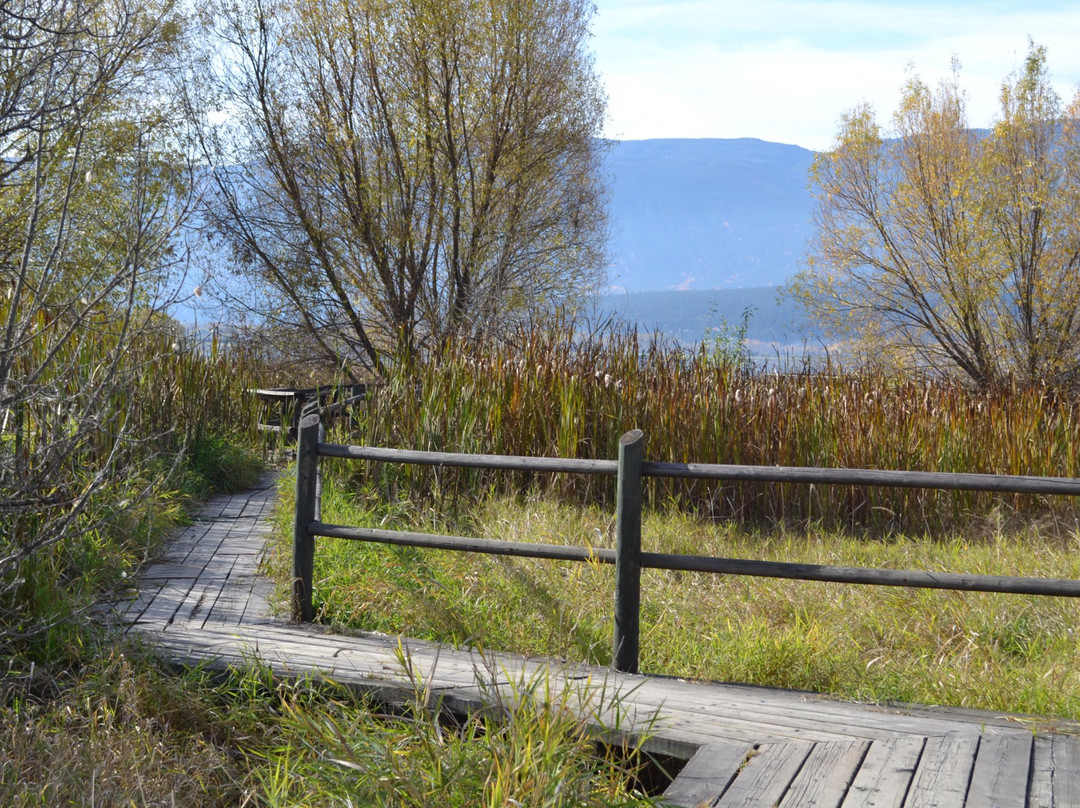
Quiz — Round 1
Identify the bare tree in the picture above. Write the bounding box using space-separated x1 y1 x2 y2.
193 0 608 374
794 45 1080 389
0 0 192 635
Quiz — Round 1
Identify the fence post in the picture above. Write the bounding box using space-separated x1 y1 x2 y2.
287 392 305 443
292 412 321 622
613 429 645 674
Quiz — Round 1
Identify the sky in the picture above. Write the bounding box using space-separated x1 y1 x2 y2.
592 0 1080 151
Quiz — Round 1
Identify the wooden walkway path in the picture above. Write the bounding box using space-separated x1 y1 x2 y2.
99 474 1080 807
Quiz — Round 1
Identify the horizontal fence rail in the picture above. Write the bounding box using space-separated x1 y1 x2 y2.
307 522 1080 598
642 461 1080 495
311 522 617 564
321 443 1080 494
291 415 1080 673
320 443 619 475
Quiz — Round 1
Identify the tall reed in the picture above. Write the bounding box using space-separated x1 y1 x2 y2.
0 306 270 649
339 321 1080 532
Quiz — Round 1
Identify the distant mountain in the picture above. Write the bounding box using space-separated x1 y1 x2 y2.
176 138 820 339
603 138 816 293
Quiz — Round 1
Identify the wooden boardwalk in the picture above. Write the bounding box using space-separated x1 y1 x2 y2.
99 474 1080 807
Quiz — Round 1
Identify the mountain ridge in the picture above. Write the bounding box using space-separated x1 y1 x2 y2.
603 137 816 293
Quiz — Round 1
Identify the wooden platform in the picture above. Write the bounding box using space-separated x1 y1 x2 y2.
98 474 1080 807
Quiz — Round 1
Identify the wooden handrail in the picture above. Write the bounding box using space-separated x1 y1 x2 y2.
292 418 1080 674
318 442 619 475
251 384 367 443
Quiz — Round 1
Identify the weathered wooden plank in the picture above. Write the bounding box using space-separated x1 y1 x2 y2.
633 675 1073 735
714 742 813 808
904 734 979 808
124 610 1045 808
611 681 988 740
173 586 215 625
875 701 1077 733
238 500 277 521
635 700 938 742
179 630 842 743
660 741 755 807
103 585 164 625
202 577 250 626
219 535 270 555
1031 735 1056 807
964 730 1033 808
779 739 869 807
653 700 886 741
630 710 857 746
134 613 1004 763
1031 734 1080 807
139 563 204 580
194 501 231 520
135 581 196 625
840 736 924 808
1052 734 1080 807
241 580 275 622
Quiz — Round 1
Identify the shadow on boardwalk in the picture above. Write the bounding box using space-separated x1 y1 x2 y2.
99 473 1080 807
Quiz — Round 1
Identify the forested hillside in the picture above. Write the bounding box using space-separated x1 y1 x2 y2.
604 138 815 292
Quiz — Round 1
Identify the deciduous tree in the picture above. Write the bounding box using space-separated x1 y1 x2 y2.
194 0 608 374
794 45 1080 389
0 0 193 635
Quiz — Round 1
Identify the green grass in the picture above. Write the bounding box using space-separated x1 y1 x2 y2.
181 430 267 501
0 640 662 807
248 645 661 808
273 472 1080 722
13 318 1080 803
2 648 234 805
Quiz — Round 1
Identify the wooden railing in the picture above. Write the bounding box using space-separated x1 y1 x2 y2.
291 413 1080 674
251 384 367 443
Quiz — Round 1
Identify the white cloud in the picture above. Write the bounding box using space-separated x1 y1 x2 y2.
673 274 695 291
594 1 1080 149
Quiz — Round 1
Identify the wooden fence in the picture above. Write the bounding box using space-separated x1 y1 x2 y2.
291 413 1080 674
251 384 367 443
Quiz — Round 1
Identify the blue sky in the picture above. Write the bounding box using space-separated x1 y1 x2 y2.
592 1 1080 150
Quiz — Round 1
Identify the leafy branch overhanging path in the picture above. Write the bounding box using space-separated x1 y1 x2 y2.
99 473 1080 807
